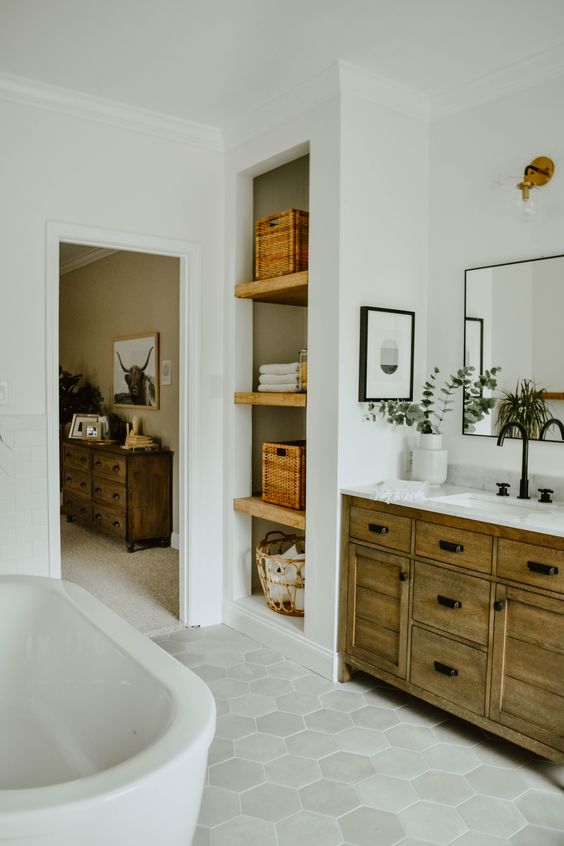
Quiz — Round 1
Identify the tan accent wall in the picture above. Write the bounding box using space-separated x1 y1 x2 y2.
59 249 180 533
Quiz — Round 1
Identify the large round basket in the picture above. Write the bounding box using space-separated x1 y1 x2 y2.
256 530 305 617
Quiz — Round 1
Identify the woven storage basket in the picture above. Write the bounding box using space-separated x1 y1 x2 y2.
262 440 306 510
255 209 309 280
256 531 305 616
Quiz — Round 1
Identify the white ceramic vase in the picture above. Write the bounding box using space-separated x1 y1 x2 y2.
412 433 448 486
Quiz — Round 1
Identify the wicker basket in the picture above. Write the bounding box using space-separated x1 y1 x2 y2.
255 209 309 280
262 440 306 510
256 531 305 616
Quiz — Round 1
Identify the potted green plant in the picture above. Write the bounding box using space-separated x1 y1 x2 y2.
495 378 552 439
59 367 103 432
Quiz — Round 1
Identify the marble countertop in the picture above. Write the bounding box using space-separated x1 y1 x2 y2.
341 482 564 539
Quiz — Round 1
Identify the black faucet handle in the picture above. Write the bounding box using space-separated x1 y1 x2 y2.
496 482 510 497
538 488 554 504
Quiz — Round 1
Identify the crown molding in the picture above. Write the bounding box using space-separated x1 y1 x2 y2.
60 247 118 276
430 44 564 120
0 73 223 151
338 61 429 123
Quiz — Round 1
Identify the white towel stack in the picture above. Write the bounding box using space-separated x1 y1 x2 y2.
258 362 299 392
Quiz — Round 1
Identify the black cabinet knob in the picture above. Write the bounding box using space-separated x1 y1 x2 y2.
439 540 464 553
437 595 462 609
434 661 458 677
368 523 389 535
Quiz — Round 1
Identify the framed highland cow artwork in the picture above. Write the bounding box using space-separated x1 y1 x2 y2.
113 333 159 410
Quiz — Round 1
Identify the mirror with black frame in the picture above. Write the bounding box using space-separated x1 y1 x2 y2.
464 254 564 441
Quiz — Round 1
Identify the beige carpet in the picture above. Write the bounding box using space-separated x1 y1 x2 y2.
61 519 183 637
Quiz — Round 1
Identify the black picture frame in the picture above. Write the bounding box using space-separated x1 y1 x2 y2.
358 306 415 402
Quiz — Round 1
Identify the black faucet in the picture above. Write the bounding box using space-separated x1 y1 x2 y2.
496 420 529 500
539 418 564 441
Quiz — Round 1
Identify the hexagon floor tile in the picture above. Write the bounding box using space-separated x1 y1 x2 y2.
154 624 564 846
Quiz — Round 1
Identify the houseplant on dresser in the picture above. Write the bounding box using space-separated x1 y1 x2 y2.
365 365 501 484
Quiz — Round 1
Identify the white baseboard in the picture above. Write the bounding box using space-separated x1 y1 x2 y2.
171 532 179 550
223 596 337 680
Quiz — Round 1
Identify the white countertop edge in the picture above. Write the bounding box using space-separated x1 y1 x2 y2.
340 483 564 539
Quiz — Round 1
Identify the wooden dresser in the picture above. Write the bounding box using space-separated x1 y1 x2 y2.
62 441 173 552
340 494 564 761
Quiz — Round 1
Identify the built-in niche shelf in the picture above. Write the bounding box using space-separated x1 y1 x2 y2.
234 391 306 407
233 495 306 530
235 270 308 306
542 392 564 400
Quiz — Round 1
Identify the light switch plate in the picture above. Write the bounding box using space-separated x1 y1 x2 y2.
0 381 8 405
160 360 172 386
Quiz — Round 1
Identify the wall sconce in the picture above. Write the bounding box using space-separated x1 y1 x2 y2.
515 156 555 221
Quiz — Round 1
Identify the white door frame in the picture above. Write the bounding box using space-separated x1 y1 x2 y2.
46 221 203 627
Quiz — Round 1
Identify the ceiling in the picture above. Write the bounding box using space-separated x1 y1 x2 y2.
2 0 564 128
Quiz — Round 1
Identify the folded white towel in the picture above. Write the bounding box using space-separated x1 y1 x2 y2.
258 384 299 392
259 373 299 385
371 479 429 504
259 362 299 375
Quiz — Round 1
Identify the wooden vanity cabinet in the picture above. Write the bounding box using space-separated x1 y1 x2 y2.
340 495 564 761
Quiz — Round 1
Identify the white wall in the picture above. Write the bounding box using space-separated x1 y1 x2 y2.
0 97 224 623
428 73 564 477
338 93 428 487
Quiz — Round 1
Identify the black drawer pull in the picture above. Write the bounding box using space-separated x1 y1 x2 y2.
95 460 102 467
80 456 87 463
80 507 86 514
527 561 558 576
434 661 458 677
439 540 464 553
437 595 462 609
494 600 504 611
95 487 102 494
113 521 120 528
369 523 389 535
95 513 102 521
65 475 72 482
112 493 120 501
399 571 408 582
80 481 87 489
112 464 120 472
65 500 72 507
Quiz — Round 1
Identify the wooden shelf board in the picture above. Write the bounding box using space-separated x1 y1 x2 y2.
235 391 306 407
233 495 306 530
235 271 308 306
542 392 564 400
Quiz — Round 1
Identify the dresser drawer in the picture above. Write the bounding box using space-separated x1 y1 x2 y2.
92 503 126 539
92 451 127 483
62 443 90 471
415 520 492 573
92 476 126 513
412 561 491 645
62 493 91 522
62 469 90 496
410 625 487 715
350 505 411 553
498 539 564 595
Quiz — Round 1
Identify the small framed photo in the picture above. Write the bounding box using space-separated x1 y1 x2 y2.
113 333 159 410
358 306 415 401
82 420 104 440
465 317 484 375
69 414 99 440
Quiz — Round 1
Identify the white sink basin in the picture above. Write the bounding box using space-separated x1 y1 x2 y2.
427 492 559 521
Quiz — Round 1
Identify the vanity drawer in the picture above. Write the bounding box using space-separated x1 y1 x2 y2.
415 520 492 573
92 451 127 483
350 505 411 553
62 469 90 496
92 476 126 513
412 561 491 645
498 539 564 594
410 625 487 715
62 493 91 522
92 503 126 539
62 443 90 471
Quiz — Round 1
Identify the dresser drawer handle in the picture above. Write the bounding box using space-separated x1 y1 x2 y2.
113 464 120 472
112 493 120 501
95 513 102 521
95 460 102 467
439 540 464 553
527 561 558 576
112 520 120 528
368 523 389 535
80 507 86 514
399 571 408 582
434 661 458 677
437 594 462 609
494 600 504 611
95 487 102 494
80 456 87 463
65 475 72 482
80 481 87 489
65 499 72 507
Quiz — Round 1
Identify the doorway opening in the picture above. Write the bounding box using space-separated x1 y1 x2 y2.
58 244 181 636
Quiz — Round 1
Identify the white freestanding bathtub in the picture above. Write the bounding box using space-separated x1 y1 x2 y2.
0 576 215 846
